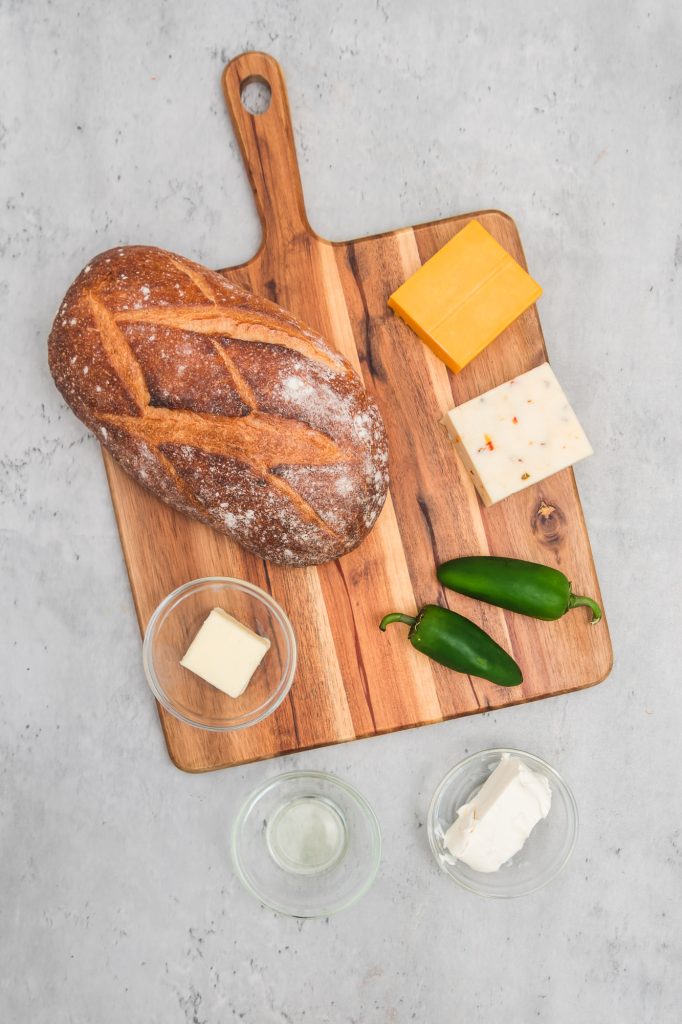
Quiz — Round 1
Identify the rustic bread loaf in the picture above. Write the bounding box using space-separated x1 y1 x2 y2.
48 246 389 565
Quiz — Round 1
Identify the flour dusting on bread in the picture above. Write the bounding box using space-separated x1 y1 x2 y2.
48 245 389 565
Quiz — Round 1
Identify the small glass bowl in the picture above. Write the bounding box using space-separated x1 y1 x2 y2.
427 748 578 899
231 771 381 917
142 577 296 731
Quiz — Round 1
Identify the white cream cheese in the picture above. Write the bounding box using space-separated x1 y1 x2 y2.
180 607 270 698
444 754 551 872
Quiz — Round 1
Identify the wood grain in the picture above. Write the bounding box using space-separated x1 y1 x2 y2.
103 51 612 771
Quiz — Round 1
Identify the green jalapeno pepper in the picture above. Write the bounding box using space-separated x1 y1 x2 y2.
379 605 523 687
437 556 602 623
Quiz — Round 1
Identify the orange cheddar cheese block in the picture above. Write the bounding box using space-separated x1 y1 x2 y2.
388 220 542 374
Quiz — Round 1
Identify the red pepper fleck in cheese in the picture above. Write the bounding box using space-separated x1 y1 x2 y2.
388 220 542 373
443 362 593 506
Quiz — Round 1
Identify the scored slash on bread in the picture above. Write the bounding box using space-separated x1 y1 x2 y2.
48 246 389 566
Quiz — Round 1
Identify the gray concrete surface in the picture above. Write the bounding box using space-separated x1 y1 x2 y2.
2 1 681 1020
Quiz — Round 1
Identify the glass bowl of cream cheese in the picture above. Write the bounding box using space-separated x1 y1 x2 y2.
427 748 578 898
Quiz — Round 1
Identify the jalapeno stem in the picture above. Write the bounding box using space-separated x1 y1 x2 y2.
568 593 602 623
379 612 417 631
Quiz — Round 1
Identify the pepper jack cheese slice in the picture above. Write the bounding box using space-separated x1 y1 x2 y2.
444 362 593 506
180 607 270 698
388 220 542 373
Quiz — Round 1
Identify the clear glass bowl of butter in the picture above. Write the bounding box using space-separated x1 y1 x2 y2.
143 577 297 731
427 748 578 898
231 770 382 918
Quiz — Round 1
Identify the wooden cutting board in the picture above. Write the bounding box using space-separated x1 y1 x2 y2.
104 51 612 772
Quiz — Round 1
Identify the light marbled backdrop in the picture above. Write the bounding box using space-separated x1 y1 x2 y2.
1 1 680 1021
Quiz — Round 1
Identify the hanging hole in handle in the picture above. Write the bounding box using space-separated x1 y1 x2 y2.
240 75 272 115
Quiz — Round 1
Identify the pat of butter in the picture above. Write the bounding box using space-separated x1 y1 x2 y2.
444 362 593 506
180 608 270 698
445 754 551 873
388 220 542 373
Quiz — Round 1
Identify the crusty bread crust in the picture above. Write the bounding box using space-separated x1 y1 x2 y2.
48 246 389 565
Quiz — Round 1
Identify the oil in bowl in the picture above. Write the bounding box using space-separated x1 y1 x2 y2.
266 796 349 875
231 771 380 917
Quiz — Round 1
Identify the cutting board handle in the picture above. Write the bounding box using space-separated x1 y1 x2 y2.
223 52 310 254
